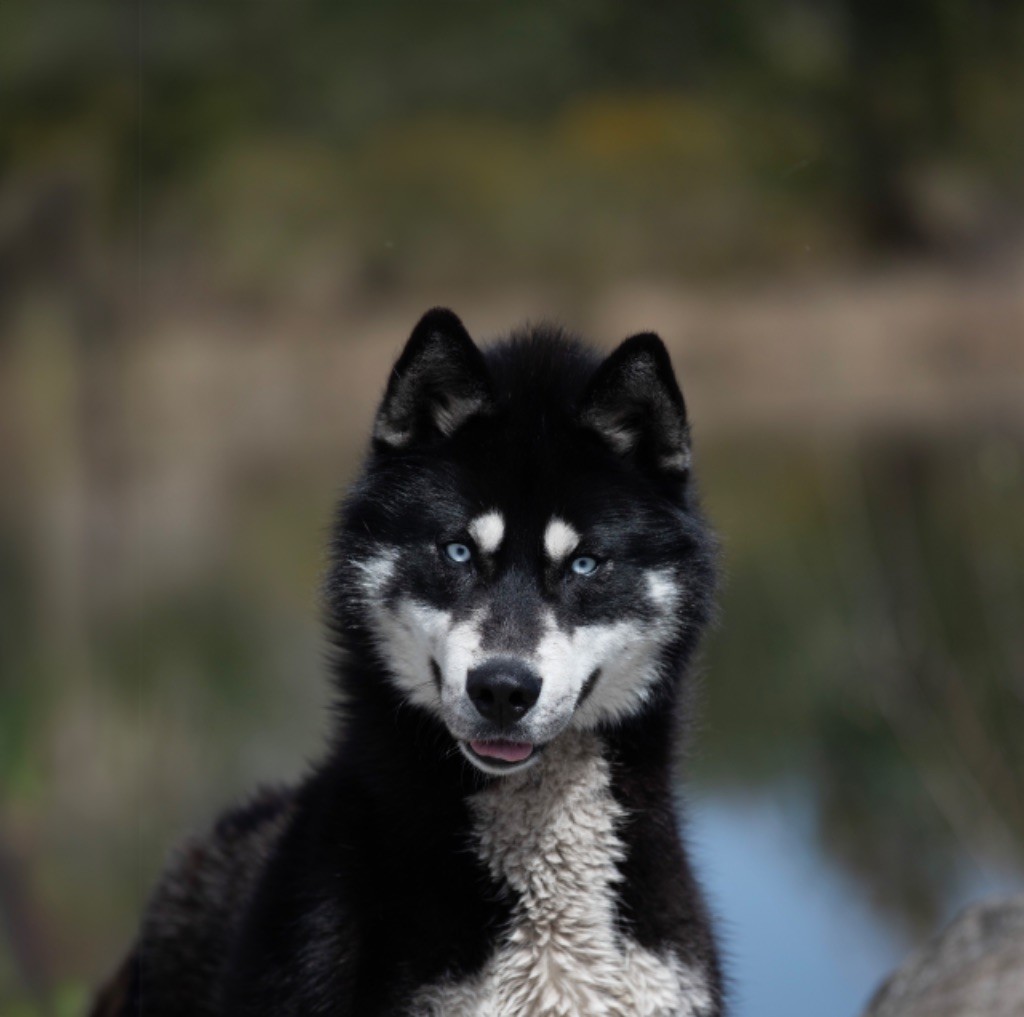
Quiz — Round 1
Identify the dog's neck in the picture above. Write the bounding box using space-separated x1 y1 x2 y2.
468 729 624 889
408 727 715 1015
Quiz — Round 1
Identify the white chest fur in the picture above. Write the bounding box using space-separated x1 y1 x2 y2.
408 733 712 1017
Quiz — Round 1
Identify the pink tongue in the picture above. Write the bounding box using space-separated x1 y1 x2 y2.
470 740 533 763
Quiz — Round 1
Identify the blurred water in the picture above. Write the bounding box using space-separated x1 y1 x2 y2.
690 786 1024 1017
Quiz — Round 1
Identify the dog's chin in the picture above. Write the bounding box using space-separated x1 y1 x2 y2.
457 739 544 777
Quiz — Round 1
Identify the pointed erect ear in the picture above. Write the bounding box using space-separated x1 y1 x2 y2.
578 333 691 476
374 308 492 448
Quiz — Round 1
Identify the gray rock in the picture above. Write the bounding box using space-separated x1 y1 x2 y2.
863 897 1024 1017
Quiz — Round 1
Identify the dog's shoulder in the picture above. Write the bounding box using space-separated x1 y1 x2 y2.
147 784 297 943
90 786 297 1016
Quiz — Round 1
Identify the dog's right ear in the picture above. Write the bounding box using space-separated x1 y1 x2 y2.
374 308 492 448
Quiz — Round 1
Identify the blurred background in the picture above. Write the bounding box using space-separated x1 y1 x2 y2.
2 2 1023 1015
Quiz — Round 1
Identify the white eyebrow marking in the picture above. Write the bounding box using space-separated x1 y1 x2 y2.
645 570 680 611
544 517 580 561
468 511 505 554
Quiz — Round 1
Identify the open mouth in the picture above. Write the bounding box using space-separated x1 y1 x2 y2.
460 739 540 773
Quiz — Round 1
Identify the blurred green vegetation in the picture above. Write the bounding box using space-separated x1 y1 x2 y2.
3 0 1024 295
2 3 1023 1014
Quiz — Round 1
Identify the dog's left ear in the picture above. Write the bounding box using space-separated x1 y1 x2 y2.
374 308 493 448
578 333 690 477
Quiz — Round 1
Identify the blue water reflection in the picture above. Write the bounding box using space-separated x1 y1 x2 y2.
688 787 1023 1017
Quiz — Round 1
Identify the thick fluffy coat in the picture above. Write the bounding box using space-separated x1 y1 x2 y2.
92 309 724 1016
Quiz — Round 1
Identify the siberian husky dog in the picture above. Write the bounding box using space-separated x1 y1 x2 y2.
92 309 724 1016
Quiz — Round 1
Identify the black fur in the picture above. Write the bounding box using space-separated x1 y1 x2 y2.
92 310 723 1016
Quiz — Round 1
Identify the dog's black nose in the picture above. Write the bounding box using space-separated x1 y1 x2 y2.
466 659 541 728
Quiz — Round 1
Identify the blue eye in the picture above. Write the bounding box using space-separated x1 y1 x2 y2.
445 542 472 564
570 556 598 576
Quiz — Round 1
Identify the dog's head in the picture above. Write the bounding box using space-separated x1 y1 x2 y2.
330 309 715 775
